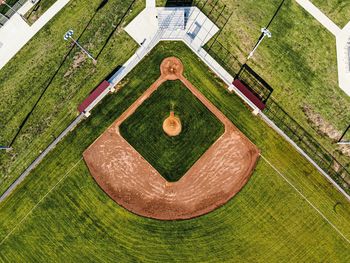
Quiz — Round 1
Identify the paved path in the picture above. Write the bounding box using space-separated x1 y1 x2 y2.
0 114 84 203
0 0 70 70
295 0 341 36
295 0 350 96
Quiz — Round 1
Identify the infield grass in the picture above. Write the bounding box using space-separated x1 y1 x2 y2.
120 80 224 182
0 42 350 262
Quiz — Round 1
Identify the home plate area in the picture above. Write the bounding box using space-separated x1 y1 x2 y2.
83 57 260 220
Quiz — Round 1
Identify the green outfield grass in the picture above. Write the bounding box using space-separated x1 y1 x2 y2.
0 0 145 194
311 0 350 28
120 80 224 182
25 0 58 24
0 42 350 262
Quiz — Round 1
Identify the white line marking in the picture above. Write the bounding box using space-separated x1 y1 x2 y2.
0 158 83 246
260 154 350 245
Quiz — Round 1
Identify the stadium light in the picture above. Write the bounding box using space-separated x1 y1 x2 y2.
247 28 272 60
0 0 28 24
64 29 97 64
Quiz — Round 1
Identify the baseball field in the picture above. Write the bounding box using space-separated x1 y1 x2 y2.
1 0 350 261
1 41 350 261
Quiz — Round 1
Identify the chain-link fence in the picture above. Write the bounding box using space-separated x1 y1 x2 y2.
193 0 231 29
236 64 273 103
265 99 350 194
206 40 241 76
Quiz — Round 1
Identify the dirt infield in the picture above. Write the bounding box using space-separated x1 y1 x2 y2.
83 57 260 220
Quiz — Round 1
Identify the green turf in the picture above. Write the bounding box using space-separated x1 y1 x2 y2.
25 0 58 24
311 0 350 28
119 80 224 182
0 42 350 262
0 0 145 195
2 0 350 204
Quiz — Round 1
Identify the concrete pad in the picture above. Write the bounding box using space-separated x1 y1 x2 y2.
125 8 158 45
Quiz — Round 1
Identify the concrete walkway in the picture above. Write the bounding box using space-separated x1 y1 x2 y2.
295 0 350 96
0 0 70 70
296 0 341 36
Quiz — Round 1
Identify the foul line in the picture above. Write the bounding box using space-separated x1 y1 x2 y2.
0 158 83 246
260 154 350 245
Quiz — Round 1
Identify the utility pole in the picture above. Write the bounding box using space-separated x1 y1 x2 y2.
64 29 97 64
247 27 272 60
246 0 286 61
236 0 285 79
0 0 28 24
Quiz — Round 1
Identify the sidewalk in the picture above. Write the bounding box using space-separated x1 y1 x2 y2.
0 0 70 70
295 0 350 96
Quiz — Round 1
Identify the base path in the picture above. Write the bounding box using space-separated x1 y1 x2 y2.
83 57 260 220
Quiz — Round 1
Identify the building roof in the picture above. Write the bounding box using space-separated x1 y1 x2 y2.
78 80 110 113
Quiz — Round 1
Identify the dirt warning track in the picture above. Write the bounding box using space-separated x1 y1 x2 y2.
83 57 260 220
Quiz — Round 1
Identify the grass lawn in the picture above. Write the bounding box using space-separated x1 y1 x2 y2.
0 0 145 194
25 0 58 24
0 42 350 262
120 80 224 182
157 0 350 168
311 0 350 28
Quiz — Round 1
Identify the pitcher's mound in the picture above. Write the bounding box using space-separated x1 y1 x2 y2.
163 111 182 136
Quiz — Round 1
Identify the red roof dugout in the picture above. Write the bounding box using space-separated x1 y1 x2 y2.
78 80 110 113
232 79 266 111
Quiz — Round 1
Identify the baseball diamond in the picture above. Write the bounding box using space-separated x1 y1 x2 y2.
2 0 350 261
83 57 260 220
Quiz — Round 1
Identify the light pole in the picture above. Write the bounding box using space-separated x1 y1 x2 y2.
64 29 97 64
0 0 28 23
247 27 272 60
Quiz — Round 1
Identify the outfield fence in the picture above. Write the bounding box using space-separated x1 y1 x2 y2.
265 99 350 194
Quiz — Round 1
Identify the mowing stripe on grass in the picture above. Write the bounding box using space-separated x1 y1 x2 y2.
260 154 350 245
0 158 83 246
